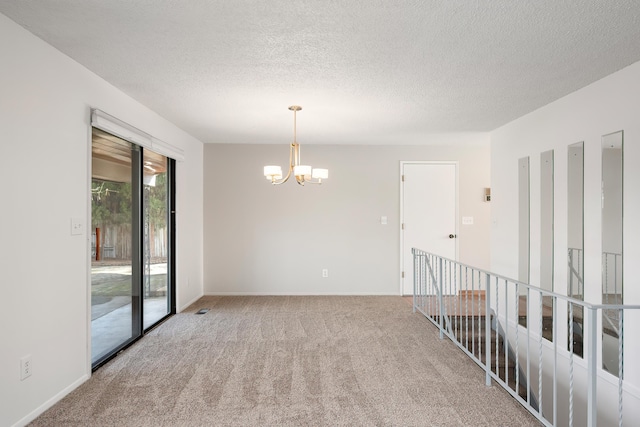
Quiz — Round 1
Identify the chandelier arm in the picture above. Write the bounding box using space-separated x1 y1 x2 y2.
292 142 303 185
269 143 295 185
270 174 290 185
293 142 300 167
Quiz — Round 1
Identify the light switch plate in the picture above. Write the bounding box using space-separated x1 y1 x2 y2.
462 216 474 225
71 217 84 235
380 216 388 225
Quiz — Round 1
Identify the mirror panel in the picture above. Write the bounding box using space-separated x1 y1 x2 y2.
540 150 554 292
567 142 584 356
540 150 554 341
518 157 530 327
602 131 623 377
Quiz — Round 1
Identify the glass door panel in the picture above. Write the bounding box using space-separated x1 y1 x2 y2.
143 151 170 329
91 129 140 365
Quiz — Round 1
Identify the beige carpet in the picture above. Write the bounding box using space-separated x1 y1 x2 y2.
31 296 540 426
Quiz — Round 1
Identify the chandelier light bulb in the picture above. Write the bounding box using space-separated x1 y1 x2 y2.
312 168 328 180
264 165 283 181
294 165 312 177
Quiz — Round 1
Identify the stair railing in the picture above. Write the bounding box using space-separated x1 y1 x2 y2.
412 248 640 427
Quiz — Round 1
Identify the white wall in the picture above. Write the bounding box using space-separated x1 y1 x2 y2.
490 59 640 418
0 14 204 427
204 141 491 295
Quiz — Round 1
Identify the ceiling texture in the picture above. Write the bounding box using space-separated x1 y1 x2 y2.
2 1 640 145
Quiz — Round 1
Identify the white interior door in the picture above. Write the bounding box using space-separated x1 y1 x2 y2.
401 162 457 295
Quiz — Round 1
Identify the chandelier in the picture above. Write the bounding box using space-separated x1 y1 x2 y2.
263 106 328 185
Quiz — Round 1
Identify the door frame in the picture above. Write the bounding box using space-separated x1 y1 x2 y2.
399 161 459 295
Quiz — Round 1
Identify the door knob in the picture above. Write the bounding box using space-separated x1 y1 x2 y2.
449 234 457 239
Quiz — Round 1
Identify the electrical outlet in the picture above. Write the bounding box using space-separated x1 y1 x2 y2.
21 355 32 380
322 269 329 278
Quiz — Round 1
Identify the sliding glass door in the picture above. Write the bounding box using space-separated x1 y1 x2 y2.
91 128 174 368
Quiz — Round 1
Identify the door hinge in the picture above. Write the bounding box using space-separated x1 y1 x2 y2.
402 223 404 230
402 175 405 182
402 271 405 278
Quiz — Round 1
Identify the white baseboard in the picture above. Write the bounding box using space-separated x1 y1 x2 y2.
177 292 204 312
12 373 90 427
203 291 401 296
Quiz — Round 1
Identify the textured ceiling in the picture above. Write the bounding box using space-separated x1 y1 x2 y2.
2 1 640 145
